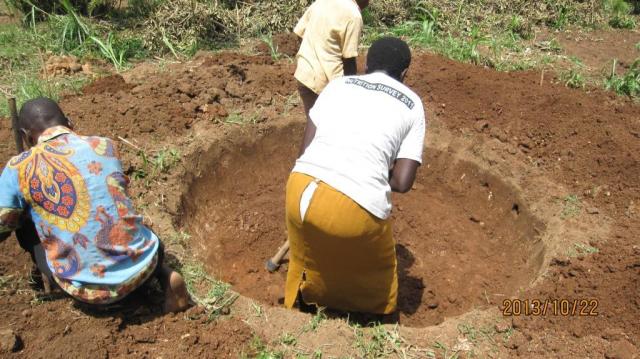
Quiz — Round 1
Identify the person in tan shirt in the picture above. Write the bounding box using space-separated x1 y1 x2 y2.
294 0 370 119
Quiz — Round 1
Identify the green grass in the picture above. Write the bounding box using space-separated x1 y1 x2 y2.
432 341 459 359
351 323 432 358
0 274 12 292
260 32 280 61
278 332 297 346
0 3 145 115
179 261 238 320
304 308 327 332
560 194 582 219
568 242 600 257
363 12 557 72
166 230 190 249
130 147 181 183
605 59 640 97
224 111 260 125
241 336 285 359
250 302 264 318
560 59 586 89
604 0 636 29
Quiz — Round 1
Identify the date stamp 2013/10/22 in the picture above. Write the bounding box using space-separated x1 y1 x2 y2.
502 299 599 317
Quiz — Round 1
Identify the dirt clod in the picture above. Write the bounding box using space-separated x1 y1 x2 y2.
606 340 639 359
0 329 21 353
587 207 600 214
495 321 512 333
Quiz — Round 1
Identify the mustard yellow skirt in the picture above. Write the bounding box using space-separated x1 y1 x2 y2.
284 172 398 314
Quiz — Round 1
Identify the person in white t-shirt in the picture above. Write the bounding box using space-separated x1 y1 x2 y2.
284 37 426 315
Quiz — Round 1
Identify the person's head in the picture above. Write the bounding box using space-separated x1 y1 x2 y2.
18 97 72 147
355 0 370 10
365 37 411 82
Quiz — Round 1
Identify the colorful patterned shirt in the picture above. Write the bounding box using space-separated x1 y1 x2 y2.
0 126 159 304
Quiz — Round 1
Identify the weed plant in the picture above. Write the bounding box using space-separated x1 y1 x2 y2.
605 59 640 97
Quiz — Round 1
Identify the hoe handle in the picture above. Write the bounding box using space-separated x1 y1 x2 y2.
8 98 24 153
265 240 290 273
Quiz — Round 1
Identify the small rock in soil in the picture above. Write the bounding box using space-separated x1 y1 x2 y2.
605 339 638 359
495 321 511 333
504 330 527 350
511 316 524 329
586 207 600 214
0 329 21 353
474 120 490 132
490 127 509 142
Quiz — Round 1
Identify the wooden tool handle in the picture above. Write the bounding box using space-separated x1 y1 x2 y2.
8 98 24 153
270 240 290 264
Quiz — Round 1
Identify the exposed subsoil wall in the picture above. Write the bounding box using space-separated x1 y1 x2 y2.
182 121 546 327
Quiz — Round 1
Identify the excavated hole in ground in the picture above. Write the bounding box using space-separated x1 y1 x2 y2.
181 122 546 327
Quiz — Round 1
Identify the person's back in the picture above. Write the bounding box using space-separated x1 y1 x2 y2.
294 0 363 94
284 37 426 315
293 0 368 119
0 98 189 312
2 126 157 302
294 72 424 219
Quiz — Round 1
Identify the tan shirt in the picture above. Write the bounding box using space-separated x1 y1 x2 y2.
294 0 363 94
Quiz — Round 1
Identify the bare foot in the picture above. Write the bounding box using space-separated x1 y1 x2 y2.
161 268 191 313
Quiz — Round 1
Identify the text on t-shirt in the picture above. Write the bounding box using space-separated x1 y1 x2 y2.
345 78 415 109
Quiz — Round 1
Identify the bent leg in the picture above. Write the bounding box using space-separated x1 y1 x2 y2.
285 174 398 315
15 218 55 292
153 242 190 313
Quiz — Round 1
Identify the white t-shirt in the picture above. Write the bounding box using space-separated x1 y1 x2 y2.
293 72 426 220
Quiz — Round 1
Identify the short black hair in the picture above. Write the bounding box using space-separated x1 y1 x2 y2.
18 97 69 133
366 37 411 81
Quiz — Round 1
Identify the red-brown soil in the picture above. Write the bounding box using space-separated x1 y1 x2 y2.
0 41 638 357
255 33 300 58
548 29 640 75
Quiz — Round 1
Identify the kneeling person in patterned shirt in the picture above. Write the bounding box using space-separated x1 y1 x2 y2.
0 98 190 312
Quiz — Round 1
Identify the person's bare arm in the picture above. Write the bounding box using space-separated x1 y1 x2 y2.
343 57 357 76
389 159 420 193
299 120 317 156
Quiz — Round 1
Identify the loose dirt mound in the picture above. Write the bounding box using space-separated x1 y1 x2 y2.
181 122 545 327
255 33 300 58
408 53 640 355
61 53 295 143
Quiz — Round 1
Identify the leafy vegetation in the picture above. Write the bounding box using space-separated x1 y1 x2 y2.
241 336 285 359
605 59 640 97
604 0 637 28
260 32 280 61
560 58 586 89
179 261 238 320
560 194 582 219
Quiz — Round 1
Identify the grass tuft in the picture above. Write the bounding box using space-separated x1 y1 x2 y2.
179 261 238 321
304 308 327 332
560 194 581 219
605 58 640 97
260 32 280 61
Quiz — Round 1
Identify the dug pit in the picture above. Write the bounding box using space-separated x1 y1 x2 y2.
181 121 546 327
